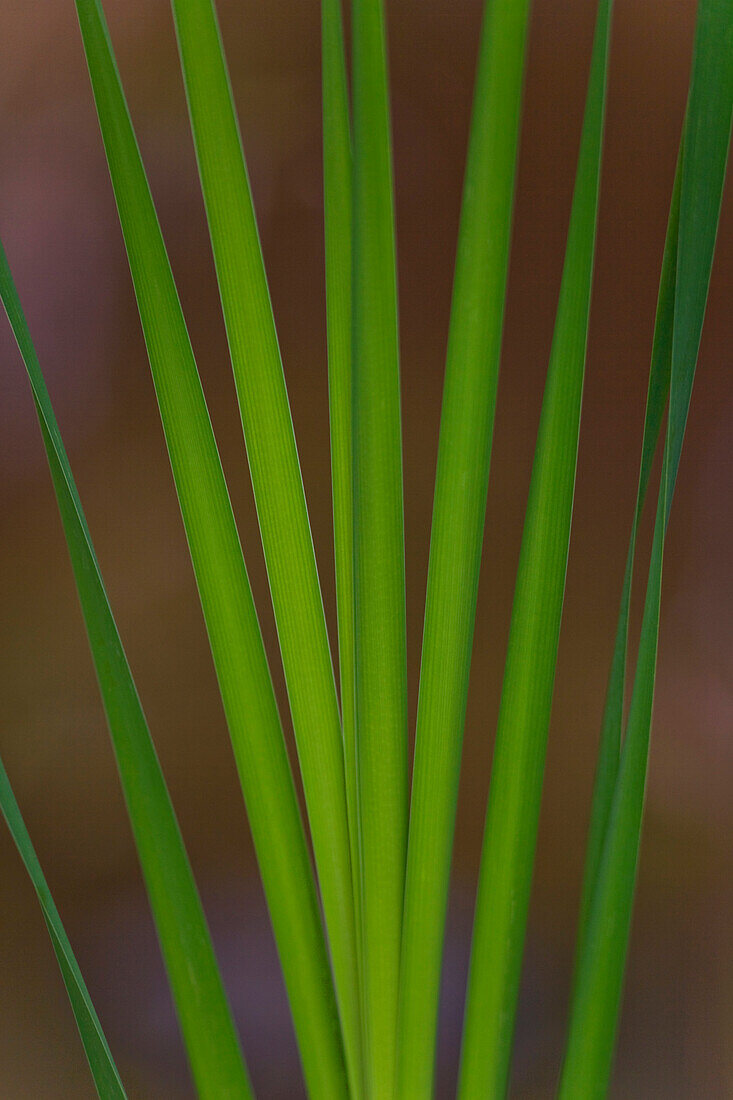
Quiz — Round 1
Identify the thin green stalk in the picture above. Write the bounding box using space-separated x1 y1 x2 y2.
321 0 363 1033
168 4 361 1090
396 1 531 1093
0 751 126 1100
0 237 249 1099
573 140 682 978
458 2 614 1095
73 2 348 1095
561 3 733 1091
351 0 408 1094
562 473 666 1100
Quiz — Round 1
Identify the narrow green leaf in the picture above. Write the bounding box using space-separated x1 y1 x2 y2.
573 140 682 976
73 2 348 1095
458 2 614 1095
561 3 733 1092
351 0 408 1094
664 8 732 514
167 3 360 1090
0 238 249 1098
321 0 363 1053
396 1 531 1093
0 751 126 1100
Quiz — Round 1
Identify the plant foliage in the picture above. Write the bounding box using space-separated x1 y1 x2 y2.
1 0 730 1097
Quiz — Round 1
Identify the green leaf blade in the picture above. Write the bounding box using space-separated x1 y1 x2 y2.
573 144 681 978
167 2 361 1091
396 1 531 1094
458 2 614 1095
0 238 250 1099
351 0 408 1094
0 751 127 1100
561 3 733 1092
72 2 349 1095
560 486 666 1100
321 0 364 1051
665 0 733 514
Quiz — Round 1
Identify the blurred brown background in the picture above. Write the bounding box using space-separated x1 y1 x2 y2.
1 0 731 1096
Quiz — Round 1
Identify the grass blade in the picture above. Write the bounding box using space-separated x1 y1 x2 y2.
560 3 733 1091
0 751 126 1100
0 238 250 1097
167 3 361 1088
321 0 363 1039
458 2 614 1095
73 2 348 1094
573 140 681 975
396 1 531 1092
351 0 408 1093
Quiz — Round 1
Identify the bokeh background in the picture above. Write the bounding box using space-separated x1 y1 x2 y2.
1 0 731 1096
